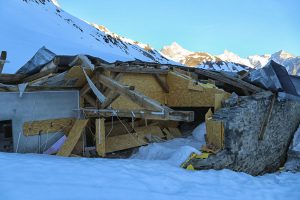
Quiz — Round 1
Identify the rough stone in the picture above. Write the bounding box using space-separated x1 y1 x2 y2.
185 91 300 175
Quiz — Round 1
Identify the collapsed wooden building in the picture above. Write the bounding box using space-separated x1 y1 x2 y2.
1 49 300 175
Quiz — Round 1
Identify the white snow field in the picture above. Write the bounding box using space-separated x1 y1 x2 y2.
0 123 300 200
0 0 175 73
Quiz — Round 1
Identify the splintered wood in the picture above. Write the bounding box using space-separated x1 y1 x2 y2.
57 119 89 157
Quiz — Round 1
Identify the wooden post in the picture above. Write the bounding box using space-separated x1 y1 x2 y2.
96 118 106 157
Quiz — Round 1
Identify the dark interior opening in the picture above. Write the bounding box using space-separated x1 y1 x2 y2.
172 107 211 135
0 120 13 152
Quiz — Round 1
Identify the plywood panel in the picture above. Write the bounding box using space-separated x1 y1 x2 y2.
167 71 229 107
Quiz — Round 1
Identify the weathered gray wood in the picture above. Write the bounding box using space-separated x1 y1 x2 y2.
82 108 194 122
0 74 25 84
0 51 7 74
23 68 57 83
195 69 262 93
97 65 169 75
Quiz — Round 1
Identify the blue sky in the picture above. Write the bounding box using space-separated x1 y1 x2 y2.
58 0 300 57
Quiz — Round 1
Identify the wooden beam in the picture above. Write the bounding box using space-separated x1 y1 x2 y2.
195 69 263 93
100 90 120 109
83 94 97 107
98 73 169 112
102 72 123 97
80 75 97 96
95 118 106 157
153 74 169 93
23 118 75 136
23 68 57 83
82 108 194 122
0 51 7 74
97 65 169 75
0 85 79 92
0 74 25 84
57 119 89 157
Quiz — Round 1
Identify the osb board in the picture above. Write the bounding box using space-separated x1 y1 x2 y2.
206 118 224 150
105 125 163 153
57 119 89 157
111 92 166 110
23 118 75 136
110 71 229 109
110 73 167 110
167 89 226 107
119 73 166 93
166 71 230 107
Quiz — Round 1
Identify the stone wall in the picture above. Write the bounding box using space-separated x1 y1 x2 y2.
185 92 300 175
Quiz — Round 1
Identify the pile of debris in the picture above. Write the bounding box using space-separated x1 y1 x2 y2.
0 47 300 175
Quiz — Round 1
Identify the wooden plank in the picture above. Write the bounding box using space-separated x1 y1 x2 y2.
105 125 164 153
163 128 174 139
83 94 97 107
0 51 7 74
100 90 120 109
214 93 225 111
97 65 169 74
98 73 170 112
57 119 89 157
23 68 57 83
82 108 194 122
95 118 106 157
23 118 75 136
153 74 169 93
80 75 97 96
0 74 25 84
206 119 224 150
168 127 182 138
195 69 262 93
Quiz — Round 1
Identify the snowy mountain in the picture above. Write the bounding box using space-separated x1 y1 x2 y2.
161 43 249 72
162 43 300 75
0 0 176 73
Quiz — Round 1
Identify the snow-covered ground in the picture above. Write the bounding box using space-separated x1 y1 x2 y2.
0 123 299 200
